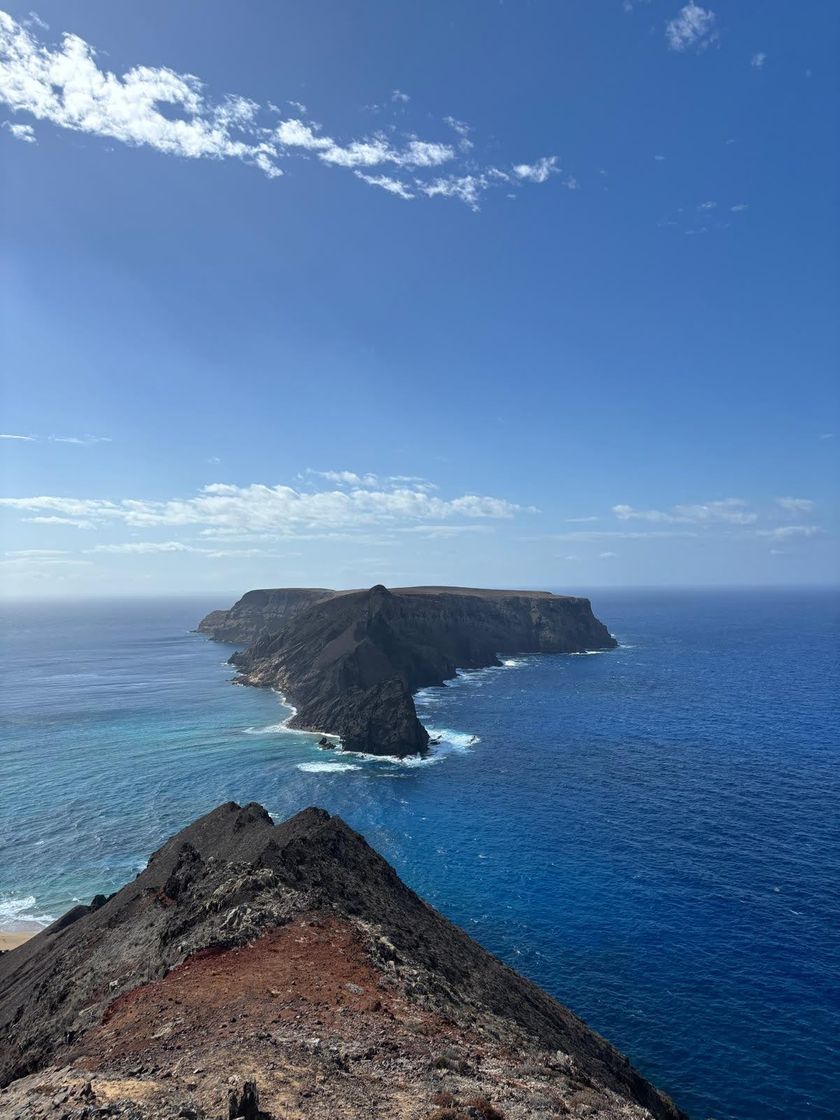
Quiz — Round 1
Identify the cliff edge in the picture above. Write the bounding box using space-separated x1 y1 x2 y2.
0 802 684 1120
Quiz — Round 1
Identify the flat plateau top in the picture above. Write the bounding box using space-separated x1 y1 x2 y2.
390 585 567 598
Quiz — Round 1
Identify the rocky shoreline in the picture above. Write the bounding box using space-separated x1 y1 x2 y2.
199 585 617 758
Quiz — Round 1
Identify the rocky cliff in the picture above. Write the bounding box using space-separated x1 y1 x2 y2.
224 585 617 757
197 588 335 644
0 802 685 1120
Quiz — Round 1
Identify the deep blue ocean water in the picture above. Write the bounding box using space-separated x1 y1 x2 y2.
1 589 838 1120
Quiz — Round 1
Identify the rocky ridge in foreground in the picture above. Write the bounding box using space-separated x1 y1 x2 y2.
0 802 684 1120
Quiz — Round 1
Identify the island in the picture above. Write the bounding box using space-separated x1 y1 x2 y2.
0 802 685 1119
199 584 617 758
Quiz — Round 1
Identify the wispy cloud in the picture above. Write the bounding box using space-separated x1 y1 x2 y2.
49 434 111 445
751 52 766 69
0 475 526 534
613 499 757 525
1 119 34 142
0 431 110 445
757 525 823 540
665 4 719 53
513 156 558 184
23 515 94 528
659 199 748 235
4 547 69 557
776 497 815 514
88 541 195 554
0 12 564 210
304 469 437 491
546 529 698 542
354 172 415 200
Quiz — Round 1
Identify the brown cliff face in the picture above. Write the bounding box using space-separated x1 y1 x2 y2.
0 803 685 1120
225 585 617 757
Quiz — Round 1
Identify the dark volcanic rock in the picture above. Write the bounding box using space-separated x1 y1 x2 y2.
225 584 617 757
0 803 685 1120
197 588 335 644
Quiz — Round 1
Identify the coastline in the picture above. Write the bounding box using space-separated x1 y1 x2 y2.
0 931 35 951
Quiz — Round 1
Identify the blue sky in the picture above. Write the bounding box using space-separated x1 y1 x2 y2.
1 0 837 596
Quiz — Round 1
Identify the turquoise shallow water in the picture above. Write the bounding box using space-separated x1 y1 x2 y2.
1 589 838 1119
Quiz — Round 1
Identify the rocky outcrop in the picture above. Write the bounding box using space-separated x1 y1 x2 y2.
0 803 685 1120
225 585 617 757
197 588 335 644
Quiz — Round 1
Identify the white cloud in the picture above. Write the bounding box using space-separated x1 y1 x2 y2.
397 524 494 539
751 52 766 69
274 121 454 171
49 434 111 445
731 203 748 212
513 156 558 184
23 515 94 527
698 200 717 210
566 516 599 523
757 525 823 540
308 469 381 487
0 14 277 169
0 13 562 210
0 477 525 535
599 551 618 559
0 550 90 568
24 11 49 31
418 173 488 210
4 547 69 557
613 499 757 525
354 172 414 200
776 497 815 514
443 115 470 137
0 431 110 444
547 529 697 542
391 89 410 104
665 4 719 53
88 540 195 554
2 119 35 141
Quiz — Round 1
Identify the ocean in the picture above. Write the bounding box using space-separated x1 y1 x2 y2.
0 589 837 1120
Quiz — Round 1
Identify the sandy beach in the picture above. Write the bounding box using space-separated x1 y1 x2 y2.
0 931 36 951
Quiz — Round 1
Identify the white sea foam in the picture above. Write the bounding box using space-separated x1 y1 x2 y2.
297 762 362 773
426 727 480 750
0 894 54 932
